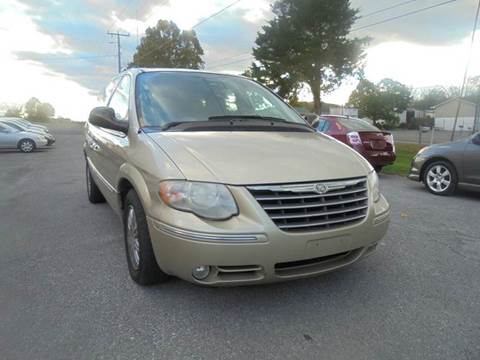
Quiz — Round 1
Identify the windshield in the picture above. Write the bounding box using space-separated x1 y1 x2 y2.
136 72 306 128
3 122 24 131
335 117 380 132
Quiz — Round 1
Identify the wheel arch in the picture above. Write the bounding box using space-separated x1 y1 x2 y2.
117 163 152 213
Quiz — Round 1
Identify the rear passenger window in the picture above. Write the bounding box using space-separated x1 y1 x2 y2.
108 76 130 122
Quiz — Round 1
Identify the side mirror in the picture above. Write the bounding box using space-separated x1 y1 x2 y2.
472 133 480 145
88 107 128 133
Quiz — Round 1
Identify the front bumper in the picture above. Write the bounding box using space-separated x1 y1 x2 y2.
46 137 56 146
363 151 396 167
408 155 428 182
147 194 390 286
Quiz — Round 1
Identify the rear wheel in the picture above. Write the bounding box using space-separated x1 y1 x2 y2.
86 162 105 203
423 161 457 196
18 139 35 153
123 189 169 285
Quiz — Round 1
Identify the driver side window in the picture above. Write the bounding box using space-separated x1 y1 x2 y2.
108 75 131 122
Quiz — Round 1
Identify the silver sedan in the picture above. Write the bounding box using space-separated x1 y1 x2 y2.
0 122 48 152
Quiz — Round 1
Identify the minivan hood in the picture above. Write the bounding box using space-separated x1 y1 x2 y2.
147 131 370 185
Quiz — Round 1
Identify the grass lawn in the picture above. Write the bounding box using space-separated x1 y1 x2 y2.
383 143 424 176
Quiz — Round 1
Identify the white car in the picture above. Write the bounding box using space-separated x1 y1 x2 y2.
3 117 50 133
0 122 48 152
0 119 55 145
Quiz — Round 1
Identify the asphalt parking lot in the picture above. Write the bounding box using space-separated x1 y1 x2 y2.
1 127 479 360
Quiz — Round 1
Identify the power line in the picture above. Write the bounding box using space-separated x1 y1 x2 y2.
207 0 454 70
108 31 130 73
209 55 254 70
451 0 480 140
192 0 243 29
206 51 252 67
129 0 242 64
358 0 420 20
351 0 457 32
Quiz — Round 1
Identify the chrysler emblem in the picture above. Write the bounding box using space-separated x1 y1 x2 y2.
314 183 329 194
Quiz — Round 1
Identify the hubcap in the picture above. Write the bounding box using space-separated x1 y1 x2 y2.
21 141 33 152
126 205 140 270
426 165 451 193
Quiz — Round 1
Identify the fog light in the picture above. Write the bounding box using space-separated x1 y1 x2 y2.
192 265 210 280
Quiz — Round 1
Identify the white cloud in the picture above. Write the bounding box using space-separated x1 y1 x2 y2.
0 0 99 120
316 35 480 106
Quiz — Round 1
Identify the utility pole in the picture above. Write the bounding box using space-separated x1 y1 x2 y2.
107 31 130 73
451 0 480 141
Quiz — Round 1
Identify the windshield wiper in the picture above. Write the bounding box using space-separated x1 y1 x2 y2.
141 116 314 133
141 122 193 132
208 115 290 123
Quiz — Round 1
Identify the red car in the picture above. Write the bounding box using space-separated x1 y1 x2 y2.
314 115 396 172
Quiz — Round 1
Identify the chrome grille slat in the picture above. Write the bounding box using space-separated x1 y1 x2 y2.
278 214 367 229
262 196 368 210
248 178 368 232
270 205 368 220
254 187 367 201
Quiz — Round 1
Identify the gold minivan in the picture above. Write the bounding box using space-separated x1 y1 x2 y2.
84 69 390 286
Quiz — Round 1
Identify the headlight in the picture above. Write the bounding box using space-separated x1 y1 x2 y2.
159 181 238 220
415 146 428 157
368 170 380 203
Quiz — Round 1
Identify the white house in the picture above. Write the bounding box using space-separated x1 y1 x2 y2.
433 98 478 131
398 108 428 124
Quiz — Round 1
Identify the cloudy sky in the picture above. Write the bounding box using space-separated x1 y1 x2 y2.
1 0 479 120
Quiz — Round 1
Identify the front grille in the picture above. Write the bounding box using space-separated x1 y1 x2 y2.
248 178 368 232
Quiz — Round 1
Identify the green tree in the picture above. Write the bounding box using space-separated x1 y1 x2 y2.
411 87 448 110
23 97 55 122
130 20 204 69
5 106 23 117
37 102 55 121
252 0 368 114
349 78 411 127
24 97 41 120
243 62 300 103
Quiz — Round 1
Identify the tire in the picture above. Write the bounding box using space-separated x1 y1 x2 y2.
123 189 169 285
18 139 35 153
374 166 383 173
423 161 457 196
86 162 105 203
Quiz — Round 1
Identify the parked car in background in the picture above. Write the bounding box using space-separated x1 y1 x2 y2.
314 115 396 172
3 117 50 133
0 119 55 145
84 69 390 287
0 122 48 152
408 132 480 195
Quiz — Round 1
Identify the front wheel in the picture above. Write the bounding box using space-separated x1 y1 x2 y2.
423 161 457 196
123 189 169 285
18 139 35 153
374 166 383 173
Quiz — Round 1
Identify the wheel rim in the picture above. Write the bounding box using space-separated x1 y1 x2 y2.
426 165 451 193
126 205 140 270
20 141 33 152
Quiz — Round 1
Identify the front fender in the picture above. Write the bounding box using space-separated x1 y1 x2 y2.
117 163 152 212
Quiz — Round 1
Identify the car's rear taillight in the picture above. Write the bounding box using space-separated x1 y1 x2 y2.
384 133 395 153
346 131 362 146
